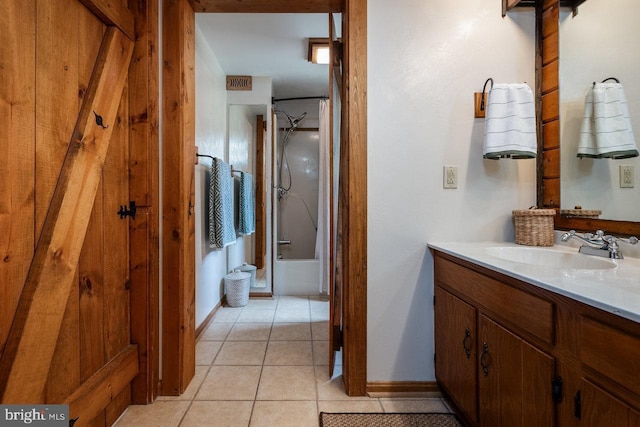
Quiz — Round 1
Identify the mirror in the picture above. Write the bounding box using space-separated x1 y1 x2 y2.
559 0 640 222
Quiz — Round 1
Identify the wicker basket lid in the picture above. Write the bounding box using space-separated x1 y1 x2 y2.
560 209 602 217
512 208 556 216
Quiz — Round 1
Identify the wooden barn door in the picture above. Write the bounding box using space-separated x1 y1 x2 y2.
0 0 137 425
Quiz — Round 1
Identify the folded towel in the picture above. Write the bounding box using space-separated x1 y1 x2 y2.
238 172 255 235
577 83 639 159
483 83 537 159
209 158 236 249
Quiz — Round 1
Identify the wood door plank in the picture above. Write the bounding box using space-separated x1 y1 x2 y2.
103 76 130 360
189 0 343 13
0 27 134 404
64 345 138 427
0 0 36 353
79 0 135 41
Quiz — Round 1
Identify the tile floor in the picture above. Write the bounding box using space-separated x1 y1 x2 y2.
114 295 452 427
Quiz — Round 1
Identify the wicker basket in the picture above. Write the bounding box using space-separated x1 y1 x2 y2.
224 270 251 307
512 209 555 246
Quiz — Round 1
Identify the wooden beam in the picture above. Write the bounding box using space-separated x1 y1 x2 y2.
342 0 367 397
161 0 196 396
79 0 135 41
0 27 134 404
189 0 343 13
65 345 138 427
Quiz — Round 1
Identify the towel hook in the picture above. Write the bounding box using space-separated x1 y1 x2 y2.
480 78 494 111
593 77 620 87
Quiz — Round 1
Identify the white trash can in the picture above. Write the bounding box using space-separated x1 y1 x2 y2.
236 262 257 288
224 270 251 307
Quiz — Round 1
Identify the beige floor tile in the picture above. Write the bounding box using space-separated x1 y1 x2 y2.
250 401 318 427
310 321 329 341
274 309 311 323
212 308 242 323
214 341 267 365
315 366 370 401
245 298 278 309
269 322 311 341
227 323 272 341
257 366 317 400
264 341 313 365
157 366 208 401
309 297 329 312
201 322 233 341
196 366 262 400
312 340 329 366
180 401 253 427
277 296 310 310
113 401 190 427
236 309 275 323
380 398 449 413
196 341 223 366
318 400 383 413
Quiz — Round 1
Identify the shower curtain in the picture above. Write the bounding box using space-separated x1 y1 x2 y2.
315 99 330 294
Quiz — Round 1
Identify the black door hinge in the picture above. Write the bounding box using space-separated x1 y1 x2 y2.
117 201 137 220
552 376 563 403
433 295 436 306
574 390 582 419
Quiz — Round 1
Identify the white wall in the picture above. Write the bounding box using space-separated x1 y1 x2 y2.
194 25 228 328
559 0 640 221
367 0 537 382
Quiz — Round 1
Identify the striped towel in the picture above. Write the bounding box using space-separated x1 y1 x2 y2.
577 83 639 159
209 158 236 249
483 83 537 159
238 172 255 235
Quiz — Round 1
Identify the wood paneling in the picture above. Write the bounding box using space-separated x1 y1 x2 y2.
341 0 368 396
128 0 160 403
79 0 135 40
0 25 133 404
0 0 36 356
541 59 558 94
161 0 196 395
543 147 560 179
541 91 559 123
189 0 343 13
64 345 138 427
543 120 560 150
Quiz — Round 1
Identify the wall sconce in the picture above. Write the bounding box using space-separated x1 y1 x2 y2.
308 38 330 64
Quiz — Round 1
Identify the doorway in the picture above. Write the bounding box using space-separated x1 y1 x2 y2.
161 0 367 396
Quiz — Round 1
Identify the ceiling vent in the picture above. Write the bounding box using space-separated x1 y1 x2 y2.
226 75 252 91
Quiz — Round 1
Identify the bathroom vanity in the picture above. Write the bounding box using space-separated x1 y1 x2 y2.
429 242 640 427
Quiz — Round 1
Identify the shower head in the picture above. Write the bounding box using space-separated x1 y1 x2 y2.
287 112 307 129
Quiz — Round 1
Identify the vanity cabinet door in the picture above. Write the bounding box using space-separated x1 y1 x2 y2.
580 379 640 427
434 286 478 424
478 315 555 427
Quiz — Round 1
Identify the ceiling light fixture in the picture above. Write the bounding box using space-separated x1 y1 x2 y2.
308 38 330 65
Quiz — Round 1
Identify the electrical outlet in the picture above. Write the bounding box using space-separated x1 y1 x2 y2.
620 165 634 188
443 166 458 189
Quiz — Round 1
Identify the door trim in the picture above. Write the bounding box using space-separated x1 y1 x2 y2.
162 0 368 396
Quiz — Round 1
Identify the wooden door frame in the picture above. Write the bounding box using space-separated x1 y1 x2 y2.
162 0 368 395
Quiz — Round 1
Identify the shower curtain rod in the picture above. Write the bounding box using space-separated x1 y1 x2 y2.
272 96 328 103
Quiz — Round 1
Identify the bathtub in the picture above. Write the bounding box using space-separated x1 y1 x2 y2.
274 258 320 296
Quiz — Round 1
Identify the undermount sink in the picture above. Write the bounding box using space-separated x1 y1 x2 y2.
485 246 617 270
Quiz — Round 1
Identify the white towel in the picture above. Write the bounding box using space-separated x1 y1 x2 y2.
577 83 639 159
238 172 255 235
483 83 537 159
209 158 236 249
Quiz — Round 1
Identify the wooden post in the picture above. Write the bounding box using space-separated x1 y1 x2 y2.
0 27 134 404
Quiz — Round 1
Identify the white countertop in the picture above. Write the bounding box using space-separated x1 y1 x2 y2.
428 241 640 323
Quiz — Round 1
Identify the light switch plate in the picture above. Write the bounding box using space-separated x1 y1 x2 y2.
620 165 634 188
443 166 458 189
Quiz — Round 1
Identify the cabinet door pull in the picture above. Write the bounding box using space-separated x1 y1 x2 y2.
480 342 490 376
462 328 472 359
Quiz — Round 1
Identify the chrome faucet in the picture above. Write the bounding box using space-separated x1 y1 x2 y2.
561 229 638 259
